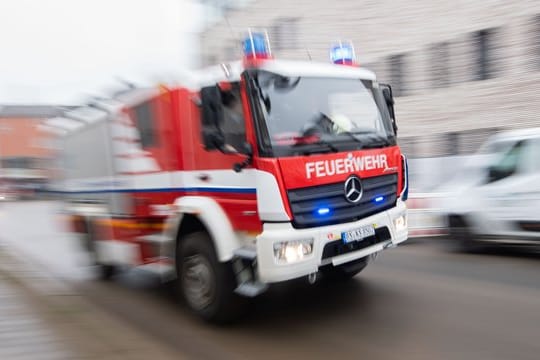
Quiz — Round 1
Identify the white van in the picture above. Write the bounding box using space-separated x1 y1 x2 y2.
438 128 540 250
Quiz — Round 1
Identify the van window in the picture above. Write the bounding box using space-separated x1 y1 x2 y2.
522 139 540 174
487 140 527 182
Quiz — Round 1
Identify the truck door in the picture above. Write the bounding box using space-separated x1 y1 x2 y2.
188 82 261 233
126 93 180 219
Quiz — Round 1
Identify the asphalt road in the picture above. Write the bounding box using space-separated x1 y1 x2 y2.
2 202 540 359
75 243 540 360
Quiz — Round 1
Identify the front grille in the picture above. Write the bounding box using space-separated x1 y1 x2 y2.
322 226 391 260
288 173 398 228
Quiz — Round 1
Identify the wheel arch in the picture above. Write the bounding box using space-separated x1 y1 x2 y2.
172 196 241 262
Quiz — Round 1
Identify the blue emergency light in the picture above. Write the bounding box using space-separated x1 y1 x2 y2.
330 42 356 65
317 207 331 216
374 196 385 203
243 32 271 59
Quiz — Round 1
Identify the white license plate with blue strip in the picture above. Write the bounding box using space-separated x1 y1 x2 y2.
342 225 375 244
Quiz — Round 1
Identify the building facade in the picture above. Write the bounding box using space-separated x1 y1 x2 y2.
200 0 540 157
0 106 66 196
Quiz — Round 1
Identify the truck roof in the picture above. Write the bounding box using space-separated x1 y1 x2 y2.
188 59 377 89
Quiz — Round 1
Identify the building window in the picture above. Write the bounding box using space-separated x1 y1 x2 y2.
473 29 496 81
133 101 157 148
388 54 406 97
273 17 299 50
429 42 450 88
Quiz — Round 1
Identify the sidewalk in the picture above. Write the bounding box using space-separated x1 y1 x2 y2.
0 243 181 360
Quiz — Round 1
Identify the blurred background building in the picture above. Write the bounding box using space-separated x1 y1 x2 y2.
0 106 65 199
199 0 540 158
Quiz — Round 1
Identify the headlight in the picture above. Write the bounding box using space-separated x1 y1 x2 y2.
273 239 314 264
394 213 407 232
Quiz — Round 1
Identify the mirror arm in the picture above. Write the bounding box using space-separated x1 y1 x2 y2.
233 144 254 172
233 153 253 173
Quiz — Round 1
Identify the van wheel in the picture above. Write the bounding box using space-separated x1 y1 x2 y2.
96 264 117 280
177 231 245 323
321 257 369 281
448 216 481 252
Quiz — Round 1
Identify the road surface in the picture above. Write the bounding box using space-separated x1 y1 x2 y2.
2 201 540 359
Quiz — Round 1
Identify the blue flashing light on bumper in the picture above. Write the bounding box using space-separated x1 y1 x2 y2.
317 207 331 216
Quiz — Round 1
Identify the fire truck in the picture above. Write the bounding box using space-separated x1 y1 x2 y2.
49 34 409 322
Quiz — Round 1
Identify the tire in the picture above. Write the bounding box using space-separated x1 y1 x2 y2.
81 217 117 281
321 256 369 281
448 216 481 253
177 231 245 324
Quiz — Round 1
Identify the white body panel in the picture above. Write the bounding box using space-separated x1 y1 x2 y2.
255 170 290 222
174 196 243 262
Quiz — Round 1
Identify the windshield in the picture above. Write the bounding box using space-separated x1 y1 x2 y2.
252 70 396 156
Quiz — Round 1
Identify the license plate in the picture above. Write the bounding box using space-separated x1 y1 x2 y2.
342 225 375 243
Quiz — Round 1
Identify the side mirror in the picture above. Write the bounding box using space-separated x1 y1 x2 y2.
201 85 224 150
201 85 224 126
203 128 225 151
233 142 254 172
380 84 397 133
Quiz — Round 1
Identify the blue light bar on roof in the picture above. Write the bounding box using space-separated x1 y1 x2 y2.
243 31 271 59
330 42 356 65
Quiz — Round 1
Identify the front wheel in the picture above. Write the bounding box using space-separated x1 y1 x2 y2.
80 216 117 281
177 231 245 323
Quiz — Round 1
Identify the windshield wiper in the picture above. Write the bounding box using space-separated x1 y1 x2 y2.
339 130 365 147
342 130 395 148
314 138 339 152
291 137 339 155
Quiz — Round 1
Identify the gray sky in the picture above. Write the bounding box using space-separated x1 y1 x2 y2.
0 0 203 105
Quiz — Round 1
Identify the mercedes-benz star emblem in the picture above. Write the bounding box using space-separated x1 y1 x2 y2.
344 176 363 204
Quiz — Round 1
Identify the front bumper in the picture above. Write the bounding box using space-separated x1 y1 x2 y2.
256 201 408 283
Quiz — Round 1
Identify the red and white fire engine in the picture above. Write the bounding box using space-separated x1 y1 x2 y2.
48 34 409 322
